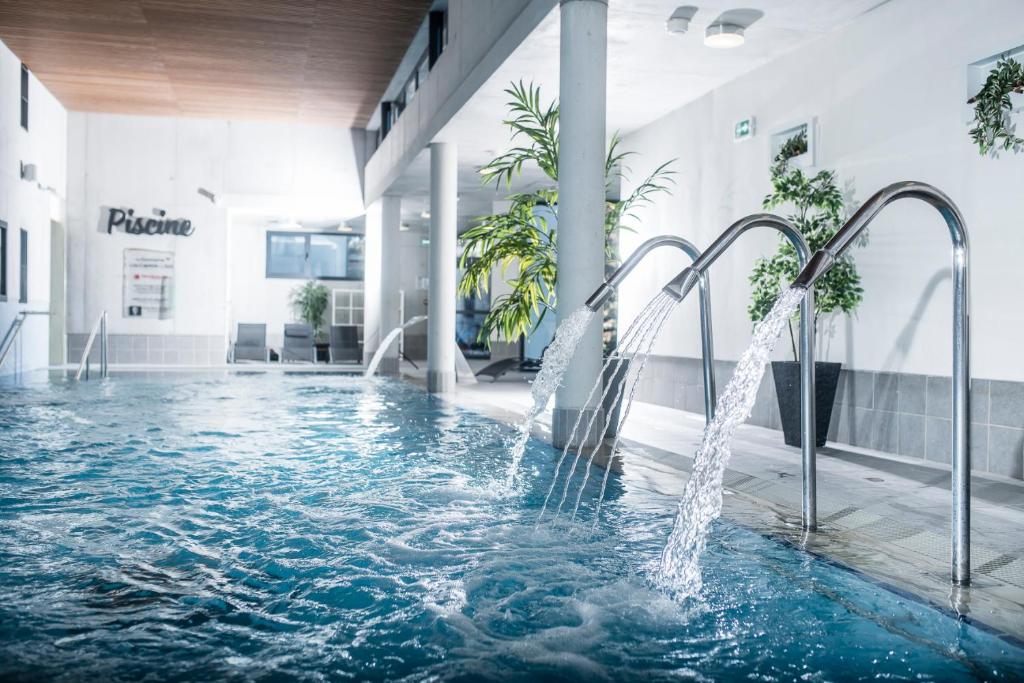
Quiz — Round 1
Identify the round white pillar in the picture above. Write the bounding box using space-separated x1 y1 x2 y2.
553 0 608 448
427 142 457 393
378 194 402 375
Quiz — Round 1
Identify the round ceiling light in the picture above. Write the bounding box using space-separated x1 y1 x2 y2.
704 23 745 48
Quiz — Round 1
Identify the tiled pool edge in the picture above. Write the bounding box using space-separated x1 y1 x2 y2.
404 373 1024 643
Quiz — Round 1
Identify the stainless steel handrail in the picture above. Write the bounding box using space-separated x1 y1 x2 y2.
75 311 109 381
791 181 971 586
0 310 51 371
661 214 817 531
585 234 717 422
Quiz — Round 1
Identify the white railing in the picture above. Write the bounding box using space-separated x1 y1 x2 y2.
0 310 50 372
75 311 108 381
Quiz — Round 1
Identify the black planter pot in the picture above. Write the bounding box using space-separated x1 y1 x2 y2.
771 361 841 448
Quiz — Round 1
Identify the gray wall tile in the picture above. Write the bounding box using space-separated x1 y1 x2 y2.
925 375 952 418
898 373 926 415
971 422 989 473
988 426 1024 479
836 370 874 409
898 413 925 458
925 416 952 465
990 380 1024 428
874 372 899 412
871 410 899 453
971 380 991 425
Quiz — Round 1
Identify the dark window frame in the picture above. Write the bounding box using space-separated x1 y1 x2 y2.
18 228 28 303
20 63 28 131
0 221 7 301
265 230 364 281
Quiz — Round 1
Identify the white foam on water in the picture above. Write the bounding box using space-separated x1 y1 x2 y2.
504 307 595 490
655 287 805 597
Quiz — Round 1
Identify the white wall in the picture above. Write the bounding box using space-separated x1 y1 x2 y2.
0 39 67 375
66 113 365 358
618 0 1024 381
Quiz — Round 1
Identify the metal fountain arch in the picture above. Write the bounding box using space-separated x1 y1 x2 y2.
585 234 717 422
661 214 818 531
792 180 971 585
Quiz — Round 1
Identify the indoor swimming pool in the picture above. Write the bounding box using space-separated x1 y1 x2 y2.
0 373 1021 681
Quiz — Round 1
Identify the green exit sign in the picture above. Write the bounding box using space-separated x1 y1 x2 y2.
734 117 756 141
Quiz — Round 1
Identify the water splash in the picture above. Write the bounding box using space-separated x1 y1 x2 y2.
581 297 678 525
562 295 678 522
656 287 805 597
364 316 427 378
538 294 672 522
504 306 595 489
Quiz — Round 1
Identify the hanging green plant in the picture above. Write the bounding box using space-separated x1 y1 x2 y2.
968 56 1024 157
458 81 675 347
748 130 864 359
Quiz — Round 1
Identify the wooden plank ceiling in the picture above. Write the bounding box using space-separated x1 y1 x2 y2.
0 0 432 125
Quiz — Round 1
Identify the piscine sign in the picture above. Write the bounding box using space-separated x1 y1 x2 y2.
103 207 195 236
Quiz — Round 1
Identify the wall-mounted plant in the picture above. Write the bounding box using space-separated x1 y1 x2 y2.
291 280 330 341
968 56 1024 157
458 82 674 348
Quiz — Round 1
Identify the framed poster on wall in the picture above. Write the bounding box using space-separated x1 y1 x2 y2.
123 248 174 319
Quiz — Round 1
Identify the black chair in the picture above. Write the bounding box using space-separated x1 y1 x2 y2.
329 325 361 363
232 323 269 362
281 323 316 362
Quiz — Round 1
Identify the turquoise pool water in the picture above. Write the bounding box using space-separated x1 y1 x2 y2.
0 372 1021 681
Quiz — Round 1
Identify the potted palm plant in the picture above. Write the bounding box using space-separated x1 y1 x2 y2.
749 131 863 447
291 280 330 359
458 81 674 348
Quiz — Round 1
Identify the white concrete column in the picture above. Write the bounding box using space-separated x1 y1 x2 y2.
363 194 402 372
427 142 457 393
362 199 383 366
553 0 607 448
378 194 402 375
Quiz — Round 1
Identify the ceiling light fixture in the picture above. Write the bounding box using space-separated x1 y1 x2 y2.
704 22 745 48
666 6 698 34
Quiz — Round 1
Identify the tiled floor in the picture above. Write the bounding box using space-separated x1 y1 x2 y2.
414 364 1024 641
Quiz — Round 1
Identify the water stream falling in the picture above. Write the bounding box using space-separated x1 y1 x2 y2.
504 306 595 489
656 287 805 597
364 316 428 378
538 293 676 522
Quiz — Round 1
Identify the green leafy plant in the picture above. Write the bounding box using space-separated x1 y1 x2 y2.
458 81 674 345
749 131 863 359
290 280 330 341
968 56 1024 157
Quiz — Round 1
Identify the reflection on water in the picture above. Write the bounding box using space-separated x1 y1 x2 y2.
0 372 1020 682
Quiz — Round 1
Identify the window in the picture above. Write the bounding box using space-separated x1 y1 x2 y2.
266 231 364 280
19 229 28 303
0 221 7 301
20 63 28 131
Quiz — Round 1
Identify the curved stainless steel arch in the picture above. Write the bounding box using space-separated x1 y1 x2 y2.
661 214 818 531
584 235 717 422
791 181 971 586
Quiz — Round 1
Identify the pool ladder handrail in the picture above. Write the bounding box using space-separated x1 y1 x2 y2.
75 310 109 381
791 180 971 586
585 234 717 422
0 310 51 371
661 214 817 532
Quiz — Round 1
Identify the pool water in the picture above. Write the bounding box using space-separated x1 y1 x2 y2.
0 372 1021 682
